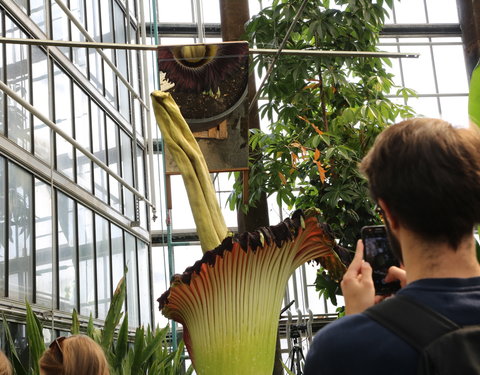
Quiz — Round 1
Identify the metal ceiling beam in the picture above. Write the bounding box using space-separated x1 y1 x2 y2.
145 22 462 39
0 37 419 58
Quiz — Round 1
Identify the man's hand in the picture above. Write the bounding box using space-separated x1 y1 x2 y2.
385 266 407 287
341 240 375 315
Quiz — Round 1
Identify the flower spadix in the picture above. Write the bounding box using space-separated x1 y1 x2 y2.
158 209 345 375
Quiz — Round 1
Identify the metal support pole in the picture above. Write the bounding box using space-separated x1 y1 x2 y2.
456 0 480 78
0 36 419 58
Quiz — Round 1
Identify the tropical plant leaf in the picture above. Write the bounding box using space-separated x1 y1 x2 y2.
87 312 95 338
114 312 129 371
121 349 134 375
101 277 126 351
469 60 480 127
71 308 80 335
131 326 145 374
170 340 186 374
2 314 27 375
25 301 45 374
315 269 339 305
141 325 169 365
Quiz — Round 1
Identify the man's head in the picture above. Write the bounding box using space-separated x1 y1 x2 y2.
360 118 480 249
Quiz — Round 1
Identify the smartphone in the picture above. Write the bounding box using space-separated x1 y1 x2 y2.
361 225 401 295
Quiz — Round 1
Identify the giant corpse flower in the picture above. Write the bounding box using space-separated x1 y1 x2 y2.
158 209 345 375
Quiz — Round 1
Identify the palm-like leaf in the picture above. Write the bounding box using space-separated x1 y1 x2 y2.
101 277 126 351
469 60 480 127
71 309 80 335
2 314 27 375
114 312 129 370
25 301 45 374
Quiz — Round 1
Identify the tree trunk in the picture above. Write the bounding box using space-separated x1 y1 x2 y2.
457 0 480 78
219 1 281 374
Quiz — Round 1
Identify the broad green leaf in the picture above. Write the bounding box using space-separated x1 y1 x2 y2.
141 325 169 364
2 314 27 375
114 312 130 370
170 340 186 374
101 277 126 350
131 326 146 373
469 60 480 127
87 312 94 337
25 301 45 374
71 308 80 335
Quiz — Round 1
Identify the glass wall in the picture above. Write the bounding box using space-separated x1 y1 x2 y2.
8 162 33 302
35 179 53 308
58 192 77 312
0 0 472 354
78 204 95 316
0 159 5 298
381 0 469 126
0 0 153 332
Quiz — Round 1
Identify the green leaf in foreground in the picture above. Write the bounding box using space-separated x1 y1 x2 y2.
101 276 126 351
25 301 45 374
2 314 27 375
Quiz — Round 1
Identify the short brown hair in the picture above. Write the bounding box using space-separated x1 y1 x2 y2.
0 351 12 375
40 335 110 375
360 118 480 248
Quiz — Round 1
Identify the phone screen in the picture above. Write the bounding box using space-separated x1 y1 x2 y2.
362 226 401 295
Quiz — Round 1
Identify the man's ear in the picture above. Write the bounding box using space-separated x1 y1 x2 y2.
378 199 399 230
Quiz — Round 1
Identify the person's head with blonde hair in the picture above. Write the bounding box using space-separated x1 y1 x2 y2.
40 334 109 375
0 350 12 375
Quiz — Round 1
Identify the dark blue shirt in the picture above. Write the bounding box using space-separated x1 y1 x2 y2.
303 277 480 375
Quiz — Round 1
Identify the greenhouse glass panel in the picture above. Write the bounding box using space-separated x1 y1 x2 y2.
96 214 111 319
58 192 77 312
78 204 95 316
35 179 52 308
8 163 33 302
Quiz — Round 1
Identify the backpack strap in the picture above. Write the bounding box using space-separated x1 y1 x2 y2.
363 295 460 351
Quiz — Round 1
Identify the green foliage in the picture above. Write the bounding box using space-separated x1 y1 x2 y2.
101 277 126 353
469 59 480 127
25 303 45 375
2 314 27 375
3 277 191 375
229 0 416 252
315 268 341 306
71 309 80 335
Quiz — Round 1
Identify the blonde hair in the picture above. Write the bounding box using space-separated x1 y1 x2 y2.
0 351 12 375
40 335 110 375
